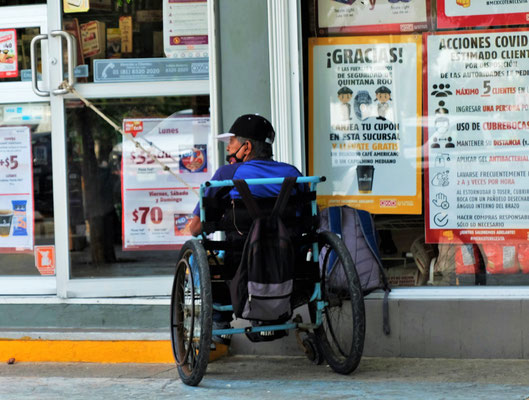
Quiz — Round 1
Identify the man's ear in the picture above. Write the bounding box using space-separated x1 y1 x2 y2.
244 141 252 155
242 141 253 161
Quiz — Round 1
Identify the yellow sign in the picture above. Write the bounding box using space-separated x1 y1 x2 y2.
309 34 423 214
63 0 89 13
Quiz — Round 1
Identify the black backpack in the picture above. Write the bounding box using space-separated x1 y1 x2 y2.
229 177 297 322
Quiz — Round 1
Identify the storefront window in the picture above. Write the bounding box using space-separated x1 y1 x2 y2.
303 1 529 287
65 95 209 278
62 0 208 84
0 102 53 276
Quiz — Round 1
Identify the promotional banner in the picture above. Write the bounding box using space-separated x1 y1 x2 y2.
122 117 211 250
309 35 422 214
0 127 34 253
163 0 208 59
0 29 18 79
317 0 429 35
437 0 529 29
425 29 529 244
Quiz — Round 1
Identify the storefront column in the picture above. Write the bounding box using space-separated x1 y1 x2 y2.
267 0 304 172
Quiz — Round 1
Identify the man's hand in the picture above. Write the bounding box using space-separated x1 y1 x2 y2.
189 215 202 236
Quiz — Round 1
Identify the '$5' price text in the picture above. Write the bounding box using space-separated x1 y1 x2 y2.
132 206 163 224
0 155 18 169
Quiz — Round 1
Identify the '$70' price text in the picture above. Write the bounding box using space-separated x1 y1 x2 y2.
132 206 163 224
0 155 18 169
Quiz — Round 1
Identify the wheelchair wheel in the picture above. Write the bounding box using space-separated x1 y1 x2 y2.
311 231 365 374
170 240 212 386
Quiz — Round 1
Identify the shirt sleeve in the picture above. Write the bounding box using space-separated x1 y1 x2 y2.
192 164 238 216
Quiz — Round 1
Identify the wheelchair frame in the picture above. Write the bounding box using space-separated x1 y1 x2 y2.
171 176 365 386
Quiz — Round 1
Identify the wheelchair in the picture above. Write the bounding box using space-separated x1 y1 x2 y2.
170 176 365 386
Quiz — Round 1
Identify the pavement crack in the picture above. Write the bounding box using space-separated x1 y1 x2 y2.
146 366 177 379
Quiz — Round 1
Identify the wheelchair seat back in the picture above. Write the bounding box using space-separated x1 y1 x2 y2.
201 188 318 238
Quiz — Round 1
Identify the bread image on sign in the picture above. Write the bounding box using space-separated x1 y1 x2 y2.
179 145 207 173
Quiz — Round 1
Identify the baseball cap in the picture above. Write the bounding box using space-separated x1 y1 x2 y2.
215 114 275 144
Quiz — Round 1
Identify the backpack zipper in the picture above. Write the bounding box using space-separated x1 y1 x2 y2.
249 293 291 300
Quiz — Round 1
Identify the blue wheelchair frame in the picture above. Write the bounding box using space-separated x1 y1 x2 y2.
197 176 326 339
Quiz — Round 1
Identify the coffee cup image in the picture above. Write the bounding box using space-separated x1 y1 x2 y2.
356 165 375 193
0 209 13 237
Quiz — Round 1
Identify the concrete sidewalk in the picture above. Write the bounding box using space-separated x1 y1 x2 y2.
2 356 529 399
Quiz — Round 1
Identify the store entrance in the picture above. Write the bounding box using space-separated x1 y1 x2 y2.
0 1 211 297
0 4 56 294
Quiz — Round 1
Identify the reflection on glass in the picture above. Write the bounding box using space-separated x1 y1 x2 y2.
66 95 209 278
0 102 53 276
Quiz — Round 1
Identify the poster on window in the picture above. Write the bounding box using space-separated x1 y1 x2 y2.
317 0 429 35
425 29 529 244
0 29 18 79
437 0 529 29
0 126 34 253
122 117 211 250
163 0 209 59
309 35 422 214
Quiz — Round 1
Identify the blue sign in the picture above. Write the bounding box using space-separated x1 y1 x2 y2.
72 65 89 78
93 58 208 83
20 69 40 81
20 65 89 81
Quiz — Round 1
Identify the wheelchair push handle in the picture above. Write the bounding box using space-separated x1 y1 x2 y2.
203 175 326 188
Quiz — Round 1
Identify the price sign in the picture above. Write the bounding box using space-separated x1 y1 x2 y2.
0 126 34 253
0 29 18 79
0 155 18 169
130 149 174 165
131 206 163 224
122 117 211 250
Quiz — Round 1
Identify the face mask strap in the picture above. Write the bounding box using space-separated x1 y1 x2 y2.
225 142 247 164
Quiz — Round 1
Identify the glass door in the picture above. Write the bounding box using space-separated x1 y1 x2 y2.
0 1 213 297
0 4 55 294
58 0 212 297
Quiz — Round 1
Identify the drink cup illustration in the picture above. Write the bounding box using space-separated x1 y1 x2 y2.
356 165 375 193
0 209 13 237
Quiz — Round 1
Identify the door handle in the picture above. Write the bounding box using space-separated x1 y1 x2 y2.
50 30 76 95
30 33 49 97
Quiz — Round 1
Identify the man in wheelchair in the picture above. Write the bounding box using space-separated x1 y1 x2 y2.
188 114 308 345
172 115 365 386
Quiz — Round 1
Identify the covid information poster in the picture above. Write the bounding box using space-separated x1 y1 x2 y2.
0 126 34 253
437 0 529 29
425 29 529 244
309 35 422 214
122 117 211 250
317 0 429 35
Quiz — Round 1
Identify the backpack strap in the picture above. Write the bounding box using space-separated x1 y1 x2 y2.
233 179 262 220
271 177 297 218
326 206 342 275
